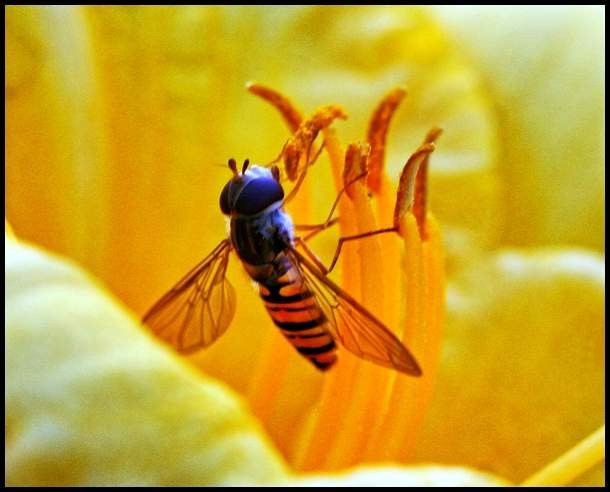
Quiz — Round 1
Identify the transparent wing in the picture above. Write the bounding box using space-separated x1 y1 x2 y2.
142 239 236 353
289 248 422 376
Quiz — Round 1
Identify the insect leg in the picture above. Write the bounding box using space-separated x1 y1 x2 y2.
307 140 325 168
282 144 313 204
266 140 288 167
327 226 398 273
282 136 330 204
293 170 368 241
295 216 340 236
294 218 339 231
320 170 367 226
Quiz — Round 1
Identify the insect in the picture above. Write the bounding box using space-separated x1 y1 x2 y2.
142 156 422 376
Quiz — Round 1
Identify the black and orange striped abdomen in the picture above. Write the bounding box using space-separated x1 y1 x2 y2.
258 262 337 371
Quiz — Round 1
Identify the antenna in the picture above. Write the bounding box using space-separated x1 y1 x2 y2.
242 159 250 174
228 158 239 177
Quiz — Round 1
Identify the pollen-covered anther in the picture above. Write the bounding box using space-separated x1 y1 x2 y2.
412 127 443 238
282 104 348 181
393 127 442 239
367 86 407 194
246 82 348 183
246 81 304 133
343 142 371 200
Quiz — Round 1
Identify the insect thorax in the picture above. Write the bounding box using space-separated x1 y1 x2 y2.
230 207 294 268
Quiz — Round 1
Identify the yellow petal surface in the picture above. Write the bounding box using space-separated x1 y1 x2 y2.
431 6 604 251
414 249 605 484
568 461 605 487
5 234 288 486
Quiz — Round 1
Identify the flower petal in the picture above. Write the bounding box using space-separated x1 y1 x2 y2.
431 6 604 251
5 233 287 486
286 464 510 486
414 249 605 483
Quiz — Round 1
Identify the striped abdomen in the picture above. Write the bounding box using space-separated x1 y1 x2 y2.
259 260 337 371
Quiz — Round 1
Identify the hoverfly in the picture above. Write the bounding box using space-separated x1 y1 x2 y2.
142 154 422 376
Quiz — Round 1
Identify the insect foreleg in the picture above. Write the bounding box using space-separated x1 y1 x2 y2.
291 169 370 243
321 170 367 225
293 170 367 238
293 217 341 243
294 219 338 231
307 140 325 168
327 226 398 273
283 138 327 204
282 143 313 205
294 216 340 232
266 140 288 167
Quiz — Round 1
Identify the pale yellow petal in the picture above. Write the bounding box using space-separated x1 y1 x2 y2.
431 6 604 251
286 464 510 486
5 236 287 486
568 460 605 487
414 249 605 483
6 219 17 240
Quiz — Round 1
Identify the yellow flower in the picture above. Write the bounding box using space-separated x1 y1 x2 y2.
6 5 604 487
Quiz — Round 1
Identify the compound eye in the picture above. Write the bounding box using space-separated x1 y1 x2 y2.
234 177 284 216
219 181 234 215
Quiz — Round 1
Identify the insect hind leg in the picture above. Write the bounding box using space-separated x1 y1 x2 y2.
292 170 367 243
327 226 398 273
296 225 399 276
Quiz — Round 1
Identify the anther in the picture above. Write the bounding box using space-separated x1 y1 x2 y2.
393 127 442 239
367 87 407 194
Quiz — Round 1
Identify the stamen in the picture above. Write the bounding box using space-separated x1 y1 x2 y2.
369 213 444 460
246 81 303 133
366 87 407 194
393 142 436 237
322 137 390 470
343 142 370 200
413 127 443 239
293 128 364 472
424 126 444 145
242 86 446 473
242 158 250 174
283 105 347 181
246 80 347 184
522 425 605 486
